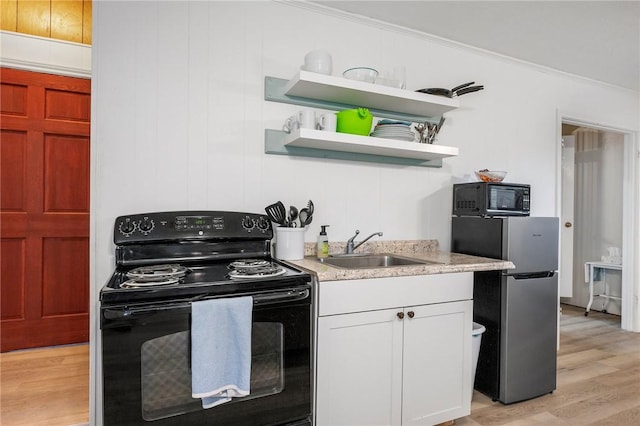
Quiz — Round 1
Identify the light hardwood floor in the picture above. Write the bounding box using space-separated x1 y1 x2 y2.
0 343 89 426
1 305 638 425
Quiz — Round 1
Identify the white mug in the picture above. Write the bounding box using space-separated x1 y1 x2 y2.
282 115 299 133
297 110 316 129
317 113 337 131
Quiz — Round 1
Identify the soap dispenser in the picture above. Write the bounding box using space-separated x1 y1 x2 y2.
317 225 330 259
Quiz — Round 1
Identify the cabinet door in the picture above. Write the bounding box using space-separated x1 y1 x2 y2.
316 309 403 426
402 300 473 426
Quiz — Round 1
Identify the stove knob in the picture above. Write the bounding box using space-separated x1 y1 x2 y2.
119 219 135 235
257 216 270 231
242 216 255 230
139 217 155 233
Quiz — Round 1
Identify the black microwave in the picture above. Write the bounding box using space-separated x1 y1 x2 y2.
452 182 530 217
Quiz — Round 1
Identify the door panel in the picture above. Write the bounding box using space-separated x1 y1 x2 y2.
45 89 91 121
0 130 27 210
42 237 89 316
316 309 403 426
0 67 90 351
0 82 27 114
403 301 472 426
0 238 26 320
505 217 559 273
44 134 90 211
501 275 558 403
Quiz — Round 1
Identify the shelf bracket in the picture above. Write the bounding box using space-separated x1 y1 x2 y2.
264 129 443 168
265 76 438 124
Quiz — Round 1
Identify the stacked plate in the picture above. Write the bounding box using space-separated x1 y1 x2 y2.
370 119 416 141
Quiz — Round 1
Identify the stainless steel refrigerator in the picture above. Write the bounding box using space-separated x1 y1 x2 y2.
451 216 559 404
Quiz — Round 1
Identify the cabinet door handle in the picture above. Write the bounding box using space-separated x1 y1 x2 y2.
397 312 405 320
407 311 415 318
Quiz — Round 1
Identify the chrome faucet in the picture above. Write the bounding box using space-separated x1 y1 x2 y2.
345 230 383 254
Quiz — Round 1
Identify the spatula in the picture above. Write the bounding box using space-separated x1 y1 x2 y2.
265 201 287 226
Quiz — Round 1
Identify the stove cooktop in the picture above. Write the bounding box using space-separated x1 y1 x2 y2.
100 259 310 305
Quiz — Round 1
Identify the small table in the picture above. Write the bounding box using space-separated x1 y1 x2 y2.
584 261 623 316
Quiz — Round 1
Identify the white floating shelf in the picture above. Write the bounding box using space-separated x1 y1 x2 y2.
284 128 458 161
283 70 459 118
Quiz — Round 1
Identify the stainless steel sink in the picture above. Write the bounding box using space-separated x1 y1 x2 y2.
319 253 437 269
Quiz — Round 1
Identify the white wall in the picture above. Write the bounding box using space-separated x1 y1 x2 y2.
92 1 638 283
90 1 640 423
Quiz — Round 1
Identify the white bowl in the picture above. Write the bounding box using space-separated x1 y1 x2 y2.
303 50 332 75
302 61 332 75
343 67 379 83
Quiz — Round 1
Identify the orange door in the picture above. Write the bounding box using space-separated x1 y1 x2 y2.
1 68 90 352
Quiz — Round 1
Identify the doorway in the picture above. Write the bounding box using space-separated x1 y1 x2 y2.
559 122 625 316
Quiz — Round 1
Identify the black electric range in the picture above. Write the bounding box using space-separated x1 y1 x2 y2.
100 211 314 426
100 210 312 306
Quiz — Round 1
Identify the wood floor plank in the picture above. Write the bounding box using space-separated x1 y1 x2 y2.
557 361 619 386
501 411 568 425
556 348 615 368
595 405 640 425
549 381 640 424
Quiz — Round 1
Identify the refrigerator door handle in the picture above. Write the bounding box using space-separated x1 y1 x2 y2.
506 271 555 279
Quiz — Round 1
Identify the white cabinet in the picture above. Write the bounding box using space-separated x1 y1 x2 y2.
314 273 473 426
316 308 403 426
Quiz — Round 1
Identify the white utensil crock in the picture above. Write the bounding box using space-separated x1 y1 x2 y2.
274 227 306 260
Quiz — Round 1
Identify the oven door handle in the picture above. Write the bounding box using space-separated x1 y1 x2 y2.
102 287 310 319
250 287 310 305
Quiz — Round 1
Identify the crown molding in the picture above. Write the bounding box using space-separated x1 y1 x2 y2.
0 31 91 78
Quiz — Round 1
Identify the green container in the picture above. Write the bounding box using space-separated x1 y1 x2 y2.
336 108 373 136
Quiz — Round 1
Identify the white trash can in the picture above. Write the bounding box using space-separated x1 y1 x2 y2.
471 322 486 399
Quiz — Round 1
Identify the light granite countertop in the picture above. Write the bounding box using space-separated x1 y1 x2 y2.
284 239 514 282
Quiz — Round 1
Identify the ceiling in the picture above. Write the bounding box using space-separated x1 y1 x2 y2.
312 1 640 91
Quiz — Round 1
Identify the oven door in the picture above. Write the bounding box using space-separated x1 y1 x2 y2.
101 286 311 426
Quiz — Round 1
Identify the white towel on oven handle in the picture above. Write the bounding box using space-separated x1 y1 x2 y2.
191 296 253 409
